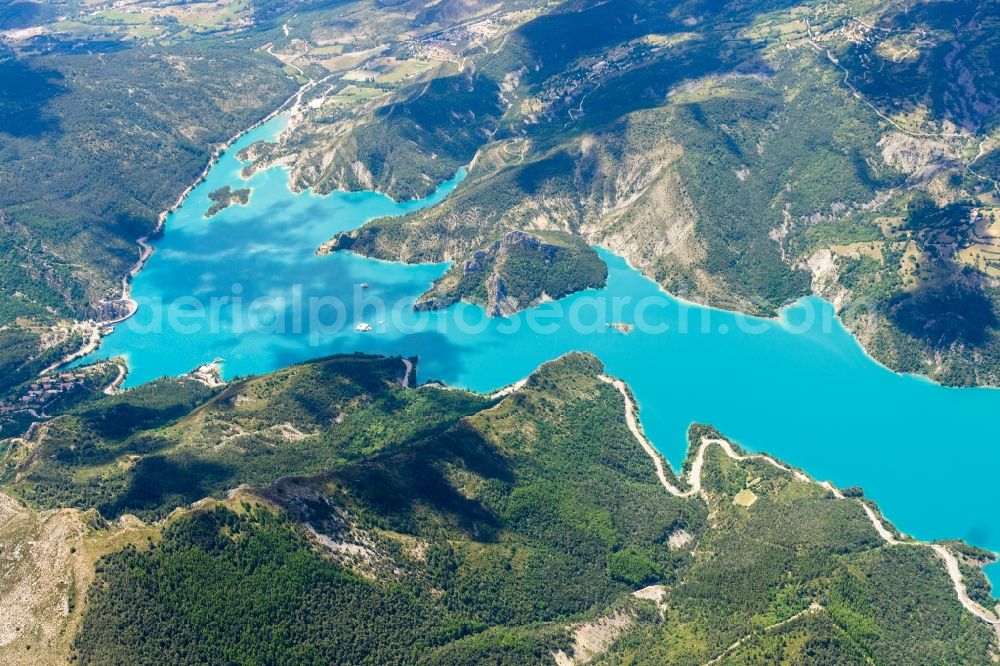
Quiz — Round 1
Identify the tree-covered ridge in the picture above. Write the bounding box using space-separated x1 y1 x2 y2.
609 434 996 664
41 352 997 665
407 230 608 315
0 43 296 321
2 354 490 521
72 507 467 665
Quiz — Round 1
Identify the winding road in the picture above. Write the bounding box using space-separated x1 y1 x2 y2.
804 16 999 193
597 373 1000 634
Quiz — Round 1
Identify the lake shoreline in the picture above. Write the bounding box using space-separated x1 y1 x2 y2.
42 82 308 379
71 126 1000 597
605 245 1000 392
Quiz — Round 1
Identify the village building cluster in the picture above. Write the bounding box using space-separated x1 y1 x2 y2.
0 373 87 414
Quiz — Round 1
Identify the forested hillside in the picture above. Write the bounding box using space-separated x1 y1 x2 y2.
2 354 488 520
410 230 608 316
1 353 995 663
0 3 298 393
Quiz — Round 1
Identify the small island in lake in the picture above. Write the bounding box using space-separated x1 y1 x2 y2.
205 185 251 217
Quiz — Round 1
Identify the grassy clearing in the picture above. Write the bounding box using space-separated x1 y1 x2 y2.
311 44 345 56
93 10 151 25
331 85 387 105
733 488 758 507
957 244 1000 277
829 242 886 262
377 59 434 83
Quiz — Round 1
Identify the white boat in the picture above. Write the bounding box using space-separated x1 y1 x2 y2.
354 322 373 332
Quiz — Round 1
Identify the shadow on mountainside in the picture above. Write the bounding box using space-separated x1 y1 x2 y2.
835 0 1000 134
885 198 1000 348
0 50 65 138
329 422 513 541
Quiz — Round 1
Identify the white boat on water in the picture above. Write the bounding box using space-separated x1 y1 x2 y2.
354 322 373 332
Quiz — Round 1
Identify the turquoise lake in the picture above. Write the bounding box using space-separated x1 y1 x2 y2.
84 116 1000 585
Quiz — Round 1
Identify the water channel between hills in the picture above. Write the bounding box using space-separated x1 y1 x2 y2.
81 114 1000 586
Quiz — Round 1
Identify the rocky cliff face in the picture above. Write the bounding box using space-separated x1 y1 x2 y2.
319 102 769 315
